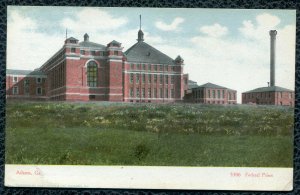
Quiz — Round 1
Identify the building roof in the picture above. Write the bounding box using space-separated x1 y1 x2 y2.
108 40 121 45
197 82 227 89
6 69 45 76
66 37 78 41
79 41 106 49
243 86 294 93
124 41 175 64
188 80 198 89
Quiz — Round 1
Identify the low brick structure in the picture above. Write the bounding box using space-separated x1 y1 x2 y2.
242 86 294 106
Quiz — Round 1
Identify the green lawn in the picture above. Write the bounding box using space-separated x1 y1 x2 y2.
5 101 294 167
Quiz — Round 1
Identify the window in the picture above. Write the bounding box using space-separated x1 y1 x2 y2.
155 65 158 71
130 74 134 83
71 48 76 53
165 89 169 98
80 50 85 55
154 75 157 82
212 90 215 98
148 64 151 71
160 88 163 98
99 51 104 56
154 88 157 98
143 64 146 70
89 95 96 100
165 75 168 84
130 88 134 97
160 65 163 71
148 75 151 83
160 75 163 84
172 66 175 71
171 89 175 98
13 76 18 83
280 92 283 98
142 88 145 98
148 88 151 98
36 77 42 84
130 64 134 70
165 65 168 71
91 50 96 55
87 61 97 87
208 90 211 98
142 74 145 83
137 64 140 69
114 51 118 56
13 86 18 95
136 74 140 83
36 87 42 95
217 90 220 99
229 93 232 100
171 76 174 84
222 90 225 98
136 88 140 97
24 79 30 95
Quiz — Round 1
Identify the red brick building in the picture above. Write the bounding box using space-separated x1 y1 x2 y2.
6 29 188 102
188 82 237 105
242 86 294 106
242 30 295 106
6 69 47 100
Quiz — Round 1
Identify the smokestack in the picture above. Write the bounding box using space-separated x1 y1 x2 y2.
269 30 277 87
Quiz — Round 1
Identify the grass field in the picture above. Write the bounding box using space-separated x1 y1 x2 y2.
5 101 294 167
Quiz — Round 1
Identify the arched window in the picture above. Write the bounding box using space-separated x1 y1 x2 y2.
87 61 98 87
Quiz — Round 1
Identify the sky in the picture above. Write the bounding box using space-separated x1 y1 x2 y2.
7 6 296 103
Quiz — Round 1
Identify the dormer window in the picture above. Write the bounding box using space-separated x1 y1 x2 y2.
36 77 42 84
13 76 18 83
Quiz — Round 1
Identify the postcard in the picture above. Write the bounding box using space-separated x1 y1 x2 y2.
5 6 295 190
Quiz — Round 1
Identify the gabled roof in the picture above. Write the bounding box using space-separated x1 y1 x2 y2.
79 41 106 49
6 69 45 76
188 80 198 89
197 82 227 89
243 86 294 93
108 40 121 45
124 41 175 64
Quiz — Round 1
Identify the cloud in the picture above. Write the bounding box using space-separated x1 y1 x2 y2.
239 13 281 40
155 17 184 31
199 23 228 38
7 11 64 70
60 8 128 34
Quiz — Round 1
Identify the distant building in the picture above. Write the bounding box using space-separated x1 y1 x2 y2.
6 69 47 100
242 86 294 106
242 30 294 106
189 82 237 105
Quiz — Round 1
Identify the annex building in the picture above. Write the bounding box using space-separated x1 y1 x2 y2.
6 28 188 103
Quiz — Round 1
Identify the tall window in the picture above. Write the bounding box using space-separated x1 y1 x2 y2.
165 89 169 98
148 64 151 71
142 74 145 83
154 75 157 82
87 61 97 87
155 65 158 71
142 88 145 98
212 90 215 98
136 88 140 97
171 89 175 98
24 79 30 95
229 93 232 100
171 76 174 84
130 74 134 83
154 88 157 98
13 76 18 83
160 75 163 84
208 90 211 98
36 87 42 95
148 75 151 83
13 86 18 95
130 64 134 70
148 88 151 98
136 74 140 83
160 88 163 98
217 90 220 99
130 88 134 97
